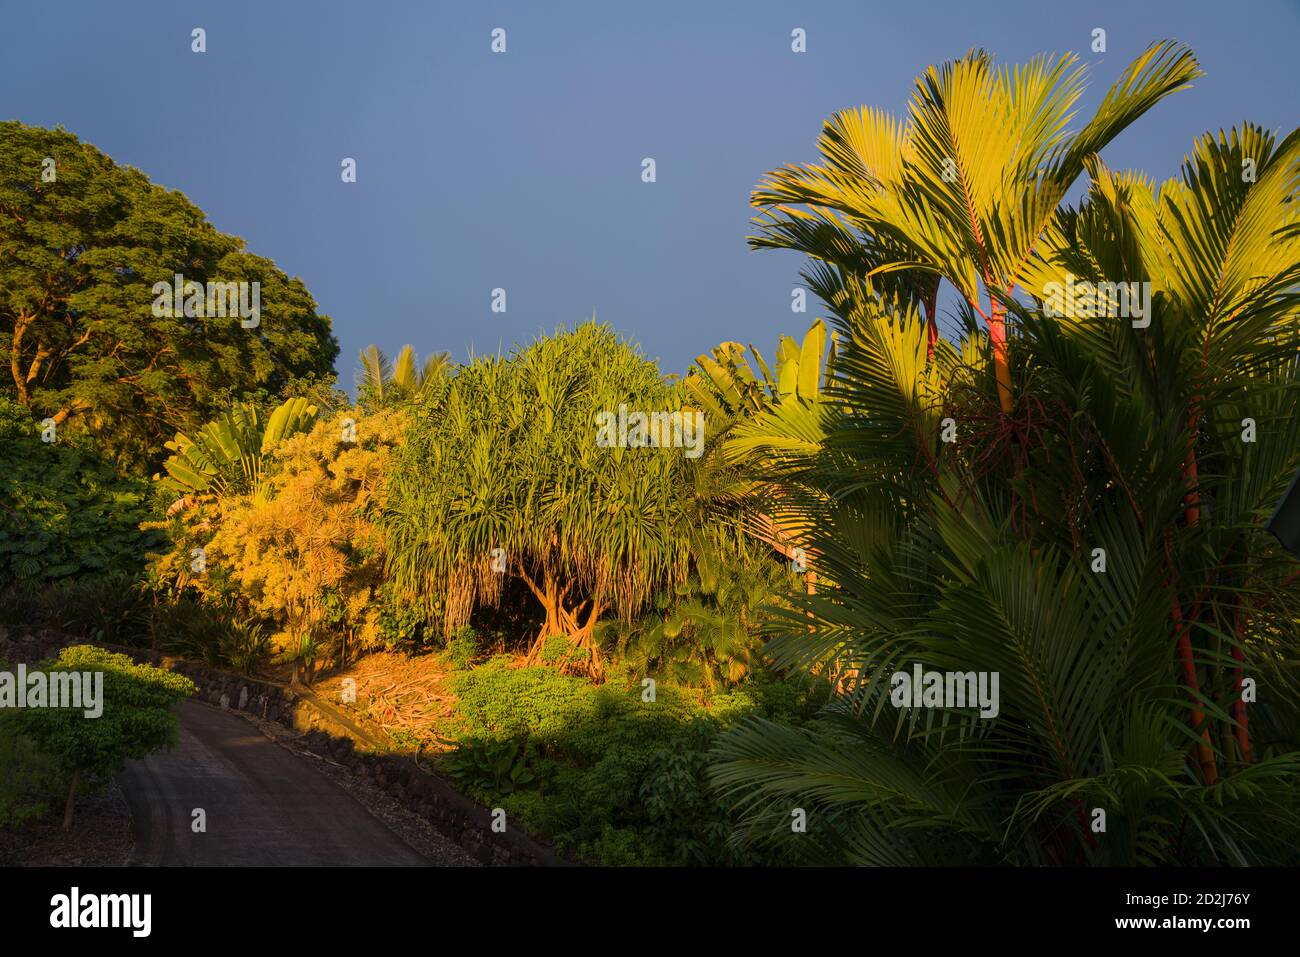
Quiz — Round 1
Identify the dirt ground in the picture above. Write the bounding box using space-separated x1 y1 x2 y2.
0 782 133 867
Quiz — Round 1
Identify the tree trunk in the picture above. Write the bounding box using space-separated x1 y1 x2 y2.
1174 410 1218 779
988 302 1013 414
10 313 35 405
924 279 940 363
1182 446 1201 527
1170 593 1218 784
62 770 79 830
522 570 605 678
1232 605 1251 764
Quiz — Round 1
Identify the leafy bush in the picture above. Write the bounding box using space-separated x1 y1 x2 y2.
0 397 161 587
450 657 600 744
275 632 324 684
147 407 405 669
0 573 154 646
148 598 237 666
442 660 820 864
538 633 581 667
442 736 545 795
219 620 272 676
0 715 62 830
440 625 480 671
376 579 436 651
46 574 151 645
600 547 792 690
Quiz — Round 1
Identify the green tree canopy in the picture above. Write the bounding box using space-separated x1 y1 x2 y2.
0 122 339 472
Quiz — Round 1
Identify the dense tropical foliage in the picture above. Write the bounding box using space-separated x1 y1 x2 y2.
710 44 1300 865
3 40 1298 867
0 395 159 584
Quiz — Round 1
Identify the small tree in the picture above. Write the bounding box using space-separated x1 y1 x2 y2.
381 323 698 676
8 645 196 828
147 406 404 674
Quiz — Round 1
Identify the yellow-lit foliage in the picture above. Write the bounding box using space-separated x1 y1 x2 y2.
151 407 406 657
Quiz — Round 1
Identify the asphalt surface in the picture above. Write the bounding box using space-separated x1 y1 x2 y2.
120 700 432 866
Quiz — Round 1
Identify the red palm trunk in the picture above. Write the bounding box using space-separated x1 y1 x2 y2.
1170 592 1218 784
988 305 1013 414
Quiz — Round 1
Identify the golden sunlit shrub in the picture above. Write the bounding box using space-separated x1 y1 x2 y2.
148 407 407 665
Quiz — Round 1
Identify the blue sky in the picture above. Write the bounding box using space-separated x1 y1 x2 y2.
2 0 1296 391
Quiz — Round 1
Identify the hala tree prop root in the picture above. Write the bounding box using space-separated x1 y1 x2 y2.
525 623 605 679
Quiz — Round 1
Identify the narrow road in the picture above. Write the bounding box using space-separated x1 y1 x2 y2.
120 700 434 866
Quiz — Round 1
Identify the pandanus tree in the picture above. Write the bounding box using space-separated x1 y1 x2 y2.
380 323 698 677
749 40 1201 413
711 57 1300 862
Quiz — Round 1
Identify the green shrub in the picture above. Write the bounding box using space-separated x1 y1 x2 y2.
442 736 549 795
443 660 823 864
0 397 161 587
440 625 480 671
148 598 233 666
47 574 152 645
0 711 63 830
275 632 324 684
538 633 573 665
449 657 600 744
219 620 272 676
0 572 153 645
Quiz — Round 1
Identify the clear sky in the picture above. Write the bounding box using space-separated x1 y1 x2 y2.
2 0 1296 391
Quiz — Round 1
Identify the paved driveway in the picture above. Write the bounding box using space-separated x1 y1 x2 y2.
121 700 439 866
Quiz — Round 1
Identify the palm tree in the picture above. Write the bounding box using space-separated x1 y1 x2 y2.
684 318 838 592
599 544 785 690
749 40 1201 413
710 87 1300 862
356 344 450 407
